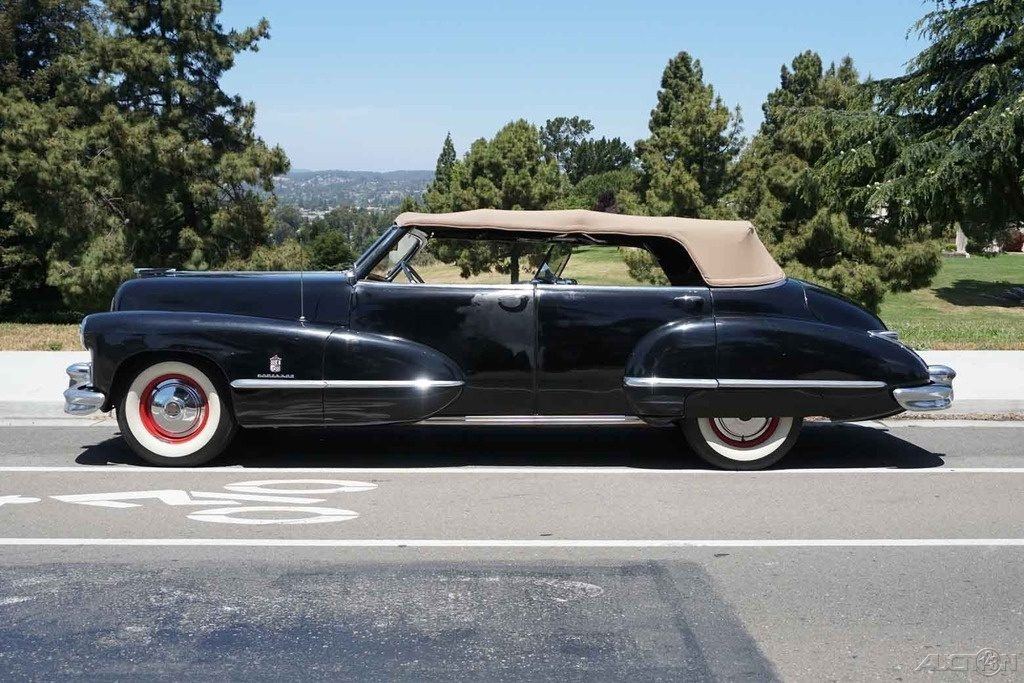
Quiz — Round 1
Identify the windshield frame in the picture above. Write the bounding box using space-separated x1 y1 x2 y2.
353 224 405 279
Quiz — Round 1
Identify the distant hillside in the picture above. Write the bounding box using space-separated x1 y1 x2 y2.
273 170 433 209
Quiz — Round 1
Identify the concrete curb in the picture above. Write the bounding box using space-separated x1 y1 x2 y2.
1 350 1022 420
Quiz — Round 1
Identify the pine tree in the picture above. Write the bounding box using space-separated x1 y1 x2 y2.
732 51 940 311
540 116 594 171
565 137 634 185
820 0 1024 248
0 0 106 312
423 132 457 212
636 51 743 218
24 0 290 311
425 120 562 282
433 133 456 189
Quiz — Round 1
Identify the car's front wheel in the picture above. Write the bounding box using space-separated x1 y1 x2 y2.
680 416 802 470
117 360 237 466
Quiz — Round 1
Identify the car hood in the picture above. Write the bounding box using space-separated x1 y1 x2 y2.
112 271 351 325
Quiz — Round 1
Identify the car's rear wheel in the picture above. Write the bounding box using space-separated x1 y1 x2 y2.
680 416 802 470
117 360 236 467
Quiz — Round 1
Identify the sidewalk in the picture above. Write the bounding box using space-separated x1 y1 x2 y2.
1 350 1022 421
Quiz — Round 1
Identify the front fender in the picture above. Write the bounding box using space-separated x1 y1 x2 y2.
83 311 332 414
83 311 466 427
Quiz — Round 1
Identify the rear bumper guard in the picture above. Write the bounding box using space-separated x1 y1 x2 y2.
893 365 955 412
63 362 106 416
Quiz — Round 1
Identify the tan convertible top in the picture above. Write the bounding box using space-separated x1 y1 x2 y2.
396 209 784 287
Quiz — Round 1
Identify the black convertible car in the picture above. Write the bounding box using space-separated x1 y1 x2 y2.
65 209 954 469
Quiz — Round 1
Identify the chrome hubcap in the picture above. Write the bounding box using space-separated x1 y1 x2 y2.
714 417 771 441
148 380 205 438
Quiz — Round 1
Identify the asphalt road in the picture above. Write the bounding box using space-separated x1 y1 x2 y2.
2 421 1024 680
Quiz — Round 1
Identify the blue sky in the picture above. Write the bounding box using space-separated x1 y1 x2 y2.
219 0 930 171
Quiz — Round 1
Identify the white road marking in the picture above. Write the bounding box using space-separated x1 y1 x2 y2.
880 420 1024 428
223 479 377 494
0 495 41 506
2 538 1024 548
52 490 325 508
0 419 117 427
186 506 358 525
4 466 1024 474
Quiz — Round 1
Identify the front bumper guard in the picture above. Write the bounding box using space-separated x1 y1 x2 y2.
893 365 955 412
63 362 106 416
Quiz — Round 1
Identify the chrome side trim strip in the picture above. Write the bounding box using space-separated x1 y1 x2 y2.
717 379 887 389
231 380 325 390
230 379 464 390
624 377 719 388
324 379 464 389
624 377 886 390
420 415 647 426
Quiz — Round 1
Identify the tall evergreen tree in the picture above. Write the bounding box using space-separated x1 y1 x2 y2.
423 132 457 212
426 119 562 282
820 0 1024 248
636 51 743 218
433 132 456 188
1 0 289 312
0 0 106 312
565 137 635 185
540 116 594 171
732 51 940 310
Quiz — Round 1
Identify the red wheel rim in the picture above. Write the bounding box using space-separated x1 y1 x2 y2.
138 374 209 443
707 417 780 448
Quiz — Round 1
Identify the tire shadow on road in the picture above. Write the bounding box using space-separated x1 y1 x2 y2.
74 422 945 470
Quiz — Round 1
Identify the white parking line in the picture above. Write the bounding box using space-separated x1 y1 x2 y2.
2 466 1024 474
2 538 1024 548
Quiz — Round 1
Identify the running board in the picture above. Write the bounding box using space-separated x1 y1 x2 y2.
418 415 648 426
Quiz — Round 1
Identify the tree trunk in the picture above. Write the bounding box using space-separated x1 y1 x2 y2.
509 244 520 283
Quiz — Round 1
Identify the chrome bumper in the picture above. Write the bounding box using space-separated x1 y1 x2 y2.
63 362 105 416
892 365 956 412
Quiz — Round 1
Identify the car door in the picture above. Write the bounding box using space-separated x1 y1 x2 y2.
535 243 716 415
347 280 536 417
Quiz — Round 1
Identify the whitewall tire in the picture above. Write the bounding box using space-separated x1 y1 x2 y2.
117 360 237 466
681 416 803 470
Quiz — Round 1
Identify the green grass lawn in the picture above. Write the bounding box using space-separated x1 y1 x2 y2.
879 253 1024 350
2 251 1021 350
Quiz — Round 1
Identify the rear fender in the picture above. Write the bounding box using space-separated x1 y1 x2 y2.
715 316 928 385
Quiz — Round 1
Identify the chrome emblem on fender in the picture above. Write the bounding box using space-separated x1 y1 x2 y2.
269 355 282 373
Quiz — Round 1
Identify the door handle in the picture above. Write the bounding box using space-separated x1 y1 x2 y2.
477 290 530 312
497 295 529 312
673 295 704 314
